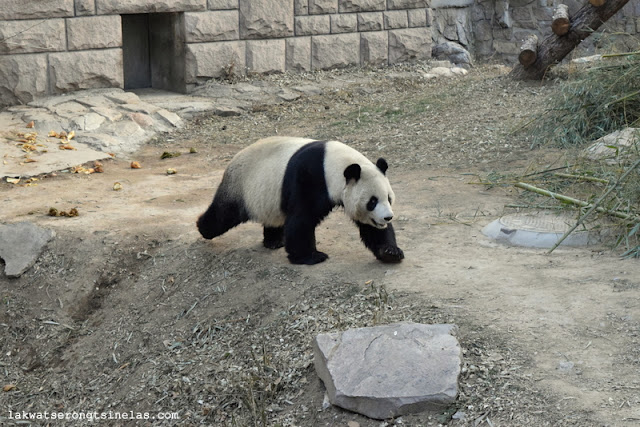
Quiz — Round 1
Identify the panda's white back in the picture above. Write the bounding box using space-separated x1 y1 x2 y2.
229 137 314 227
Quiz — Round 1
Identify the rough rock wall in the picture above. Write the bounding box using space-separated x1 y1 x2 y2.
470 0 640 63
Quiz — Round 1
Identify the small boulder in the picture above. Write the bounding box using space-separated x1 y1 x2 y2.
432 42 472 67
0 222 55 278
584 128 639 164
313 323 461 419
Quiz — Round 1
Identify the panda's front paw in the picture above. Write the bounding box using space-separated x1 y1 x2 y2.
375 245 404 263
288 250 329 265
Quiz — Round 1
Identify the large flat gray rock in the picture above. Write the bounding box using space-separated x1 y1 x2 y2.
0 222 55 278
313 323 461 419
482 212 606 248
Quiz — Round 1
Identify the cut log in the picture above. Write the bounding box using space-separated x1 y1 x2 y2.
510 0 631 80
552 4 570 36
589 0 607 6
518 35 538 67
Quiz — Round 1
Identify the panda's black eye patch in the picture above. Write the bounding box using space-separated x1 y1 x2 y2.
366 196 378 211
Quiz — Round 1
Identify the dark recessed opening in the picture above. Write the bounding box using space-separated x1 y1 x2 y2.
121 13 186 93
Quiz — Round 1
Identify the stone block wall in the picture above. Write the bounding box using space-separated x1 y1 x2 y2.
0 0 638 106
0 0 434 106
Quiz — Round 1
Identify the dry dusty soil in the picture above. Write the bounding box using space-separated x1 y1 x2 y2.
1 65 640 427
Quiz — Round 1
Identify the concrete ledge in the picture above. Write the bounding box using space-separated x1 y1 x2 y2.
431 0 473 8
95 0 206 14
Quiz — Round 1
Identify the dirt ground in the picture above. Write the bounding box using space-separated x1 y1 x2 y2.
1 64 640 427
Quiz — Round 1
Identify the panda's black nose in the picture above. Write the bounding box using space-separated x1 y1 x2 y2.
384 216 393 222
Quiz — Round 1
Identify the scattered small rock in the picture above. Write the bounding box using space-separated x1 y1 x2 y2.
557 361 574 373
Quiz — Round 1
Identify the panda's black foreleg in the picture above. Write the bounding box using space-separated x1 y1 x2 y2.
263 227 284 249
197 195 249 239
357 222 404 263
284 216 328 265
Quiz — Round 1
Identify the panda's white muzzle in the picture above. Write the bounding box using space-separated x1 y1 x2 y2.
371 204 394 229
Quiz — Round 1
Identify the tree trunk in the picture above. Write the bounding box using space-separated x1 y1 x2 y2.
510 0 631 80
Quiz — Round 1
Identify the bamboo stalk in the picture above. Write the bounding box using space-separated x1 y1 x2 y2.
505 204 568 210
601 51 640 58
514 182 634 220
547 157 640 253
553 172 609 183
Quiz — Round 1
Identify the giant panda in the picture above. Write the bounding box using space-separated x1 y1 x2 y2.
197 136 404 265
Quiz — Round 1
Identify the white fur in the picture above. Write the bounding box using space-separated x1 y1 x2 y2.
221 137 395 228
223 136 313 227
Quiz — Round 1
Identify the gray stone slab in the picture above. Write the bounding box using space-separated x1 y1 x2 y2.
431 0 473 8
184 10 239 43
0 54 49 105
361 31 388 66
0 139 111 179
95 0 206 14
239 0 294 39
312 33 360 70
339 0 386 13
309 0 338 15
0 19 66 54
185 41 246 82
246 40 286 74
387 0 428 8
0 0 74 20
66 16 123 51
286 37 312 72
49 50 124 93
389 28 432 64
482 212 606 248
0 222 55 278
314 323 461 419
584 128 639 163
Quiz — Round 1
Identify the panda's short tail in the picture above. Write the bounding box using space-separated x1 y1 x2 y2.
197 191 250 239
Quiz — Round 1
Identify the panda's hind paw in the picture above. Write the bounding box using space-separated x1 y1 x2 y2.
375 245 404 263
288 250 328 265
263 240 285 249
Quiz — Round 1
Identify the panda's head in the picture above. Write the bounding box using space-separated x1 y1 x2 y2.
342 158 395 229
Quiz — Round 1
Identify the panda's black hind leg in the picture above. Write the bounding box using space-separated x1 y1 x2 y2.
197 195 249 239
263 227 284 249
357 222 404 263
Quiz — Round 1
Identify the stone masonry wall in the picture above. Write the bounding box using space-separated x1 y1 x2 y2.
0 0 434 106
1 0 639 106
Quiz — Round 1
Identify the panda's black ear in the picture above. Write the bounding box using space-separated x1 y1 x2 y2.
344 163 361 183
376 158 388 175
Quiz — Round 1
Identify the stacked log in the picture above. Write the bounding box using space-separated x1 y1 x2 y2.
510 0 630 80
518 35 539 67
552 4 570 36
